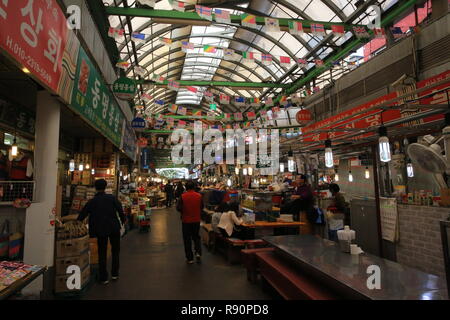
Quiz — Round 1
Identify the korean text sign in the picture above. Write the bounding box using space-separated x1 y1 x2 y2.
71 47 125 147
0 0 68 94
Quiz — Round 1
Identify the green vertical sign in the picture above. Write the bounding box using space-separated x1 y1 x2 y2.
70 47 125 147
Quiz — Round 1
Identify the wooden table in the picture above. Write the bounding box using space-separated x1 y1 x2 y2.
263 235 448 300
0 266 47 300
241 221 305 239
242 221 305 228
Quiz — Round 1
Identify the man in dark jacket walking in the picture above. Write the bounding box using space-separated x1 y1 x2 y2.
164 181 174 207
78 179 126 284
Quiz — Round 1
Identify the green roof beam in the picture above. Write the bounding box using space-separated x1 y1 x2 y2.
104 7 367 30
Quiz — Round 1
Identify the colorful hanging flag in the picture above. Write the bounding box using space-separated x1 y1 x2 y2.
220 94 230 104
246 111 256 120
177 106 187 115
353 26 370 38
265 18 280 32
313 86 320 93
242 52 255 60
195 5 213 21
204 90 214 102
224 113 232 122
131 32 146 44
134 66 147 77
155 99 164 106
332 60 341 68
192 109 202 118
159 37 174 48
315 59 324 67
241 14 257 29
280 56 291 68
137 0 155 7
168 80 180 91
390 27 405 39
288 21 303 35
261 54 273 66
168 104 177 113
264 97 274 107
167 117 175 128
178 120 186 128
310 24 326 37
331 25 345 37
116 60 130 70
223 48 238 61
214 9 231 24
279 96 288 106
209 103 217 111
233 123 241 130
250 98 260 107
181 41 195 52
187 86 198 93
141 93 153 103
169 0 185 12
244 122 251 128
108 27 124 39
235 96 245 106
203 45 217 53
226 124 232 130
372 28 386 38
297 58 308 68
234 113 243 121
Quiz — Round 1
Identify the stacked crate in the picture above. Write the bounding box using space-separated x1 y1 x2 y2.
54 218 90 294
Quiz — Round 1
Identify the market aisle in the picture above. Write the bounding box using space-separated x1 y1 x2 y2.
83 207 271 300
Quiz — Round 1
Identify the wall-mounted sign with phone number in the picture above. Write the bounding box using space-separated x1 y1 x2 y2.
0 0 70 96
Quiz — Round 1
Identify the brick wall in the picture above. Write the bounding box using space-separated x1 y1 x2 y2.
396 204 450 278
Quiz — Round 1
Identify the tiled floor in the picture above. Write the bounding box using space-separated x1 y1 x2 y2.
83 207 271 300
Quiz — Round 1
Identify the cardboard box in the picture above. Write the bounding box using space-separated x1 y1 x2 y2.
89 238 111 265
56 235 89 258
54 264 90 293
55 251 89 275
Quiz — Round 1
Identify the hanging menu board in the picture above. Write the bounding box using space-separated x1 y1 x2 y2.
380 197 399 242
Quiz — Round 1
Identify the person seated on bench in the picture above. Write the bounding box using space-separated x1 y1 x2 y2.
212 202 229 234
218 202 245 239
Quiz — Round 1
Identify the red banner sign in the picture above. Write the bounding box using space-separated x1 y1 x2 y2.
300 71 449 143
0 0 69 94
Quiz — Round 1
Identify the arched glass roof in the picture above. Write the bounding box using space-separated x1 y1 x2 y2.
104 0 399 118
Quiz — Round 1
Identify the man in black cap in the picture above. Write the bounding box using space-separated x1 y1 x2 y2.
78 179 126 284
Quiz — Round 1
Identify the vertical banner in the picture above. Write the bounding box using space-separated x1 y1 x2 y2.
71 47 125 147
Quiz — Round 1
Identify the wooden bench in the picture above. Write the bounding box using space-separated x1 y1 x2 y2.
200 224 215 250
241 247 276 283
255 251 338 300
215 235 268 264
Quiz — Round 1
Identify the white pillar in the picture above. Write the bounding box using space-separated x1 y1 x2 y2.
22 91 60 296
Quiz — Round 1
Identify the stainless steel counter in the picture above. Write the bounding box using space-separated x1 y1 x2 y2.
263 235 448 300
